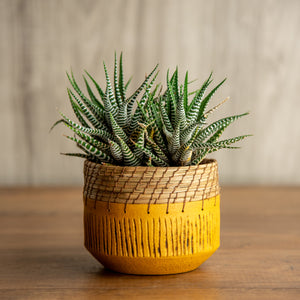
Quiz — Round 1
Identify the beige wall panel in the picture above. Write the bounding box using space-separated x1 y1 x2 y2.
0 0 299 185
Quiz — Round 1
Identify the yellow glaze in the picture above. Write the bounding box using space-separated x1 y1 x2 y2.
84 195 220 275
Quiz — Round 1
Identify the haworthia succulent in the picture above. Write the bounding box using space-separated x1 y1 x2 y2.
54 53 250 166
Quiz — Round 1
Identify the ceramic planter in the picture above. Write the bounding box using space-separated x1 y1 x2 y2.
83 159 220 275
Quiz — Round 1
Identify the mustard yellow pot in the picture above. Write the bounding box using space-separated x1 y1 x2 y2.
83 159 220 275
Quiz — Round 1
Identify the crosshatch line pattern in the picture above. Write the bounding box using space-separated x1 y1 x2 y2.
84 196 220 259
83 159 220 206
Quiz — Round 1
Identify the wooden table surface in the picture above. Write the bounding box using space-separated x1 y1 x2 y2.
0 187 299 299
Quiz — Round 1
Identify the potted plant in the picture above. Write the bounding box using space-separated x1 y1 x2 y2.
52 53 250 275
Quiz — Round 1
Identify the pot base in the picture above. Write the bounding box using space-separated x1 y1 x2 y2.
84 196 220 275
88 249 218 275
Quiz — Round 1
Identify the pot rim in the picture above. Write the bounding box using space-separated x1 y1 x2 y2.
84 158 217 171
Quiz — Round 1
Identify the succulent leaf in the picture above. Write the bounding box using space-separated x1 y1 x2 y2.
197 78 226 122
119 52 125 102
64 124 110 153
109 112 129 143
68 89 103 129
103 62 119 116
83 75 103 109
193 135 251 150
126 64 159 117
117 135 141 166
114 52 123 107
65 135 113 163
108 139 123 162
84 70 106 104
60 152 90 159
68 91 90 128
60 112 114 142
186 72 212 124
195 113 249 144
183 71 188 111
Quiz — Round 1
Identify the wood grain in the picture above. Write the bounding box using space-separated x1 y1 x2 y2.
0 187 299 299
1 0 300 185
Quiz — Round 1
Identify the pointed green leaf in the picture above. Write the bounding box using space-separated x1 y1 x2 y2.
159 96 173 132
84 70 106 102
60 152 90 159
168 120 181 155
186 72 213 123
109 112 129 143
124 76 132 93
119 52 125 102
183 71 188 111
108 139 123 162
67 72 105 121
103 61 119 113
64 123 110 153
65 135 113 163
193 134 252 150
83 75 104 109
194 113 249 144
114 52 123 107
68 91 89 128
126 64 159 117
197 78 227 121
68 89 103 129
60 112 114 142
117 135 141 166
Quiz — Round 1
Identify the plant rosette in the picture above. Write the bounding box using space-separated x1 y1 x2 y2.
52 53 250 275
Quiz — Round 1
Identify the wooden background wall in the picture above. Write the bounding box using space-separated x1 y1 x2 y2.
1 0 300 186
